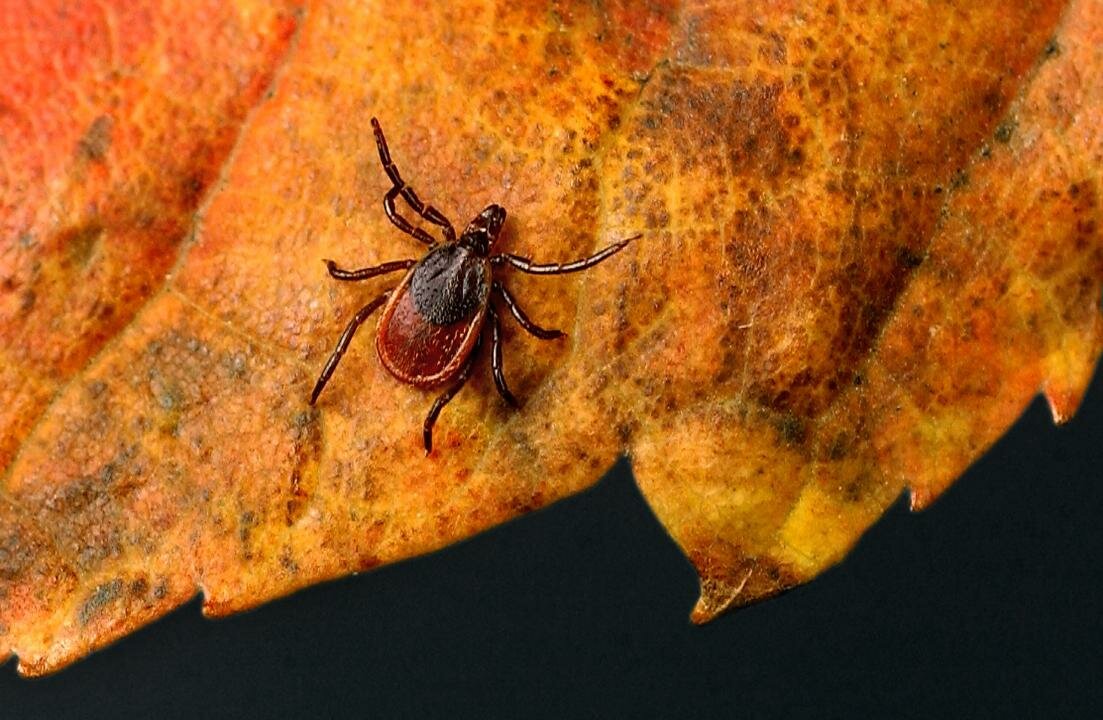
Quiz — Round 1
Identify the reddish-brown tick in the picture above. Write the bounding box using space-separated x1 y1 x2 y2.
310 118 637 453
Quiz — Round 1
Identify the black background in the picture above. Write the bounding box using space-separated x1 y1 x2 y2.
3 373 1101 718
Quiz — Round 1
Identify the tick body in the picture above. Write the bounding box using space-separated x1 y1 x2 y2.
310 118 637 453
377 243 490 386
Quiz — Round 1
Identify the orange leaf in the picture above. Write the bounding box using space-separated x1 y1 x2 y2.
1 0 1100 675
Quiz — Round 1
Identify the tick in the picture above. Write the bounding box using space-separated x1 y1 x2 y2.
310 118 637 453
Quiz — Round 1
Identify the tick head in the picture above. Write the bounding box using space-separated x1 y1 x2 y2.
459 204 506 256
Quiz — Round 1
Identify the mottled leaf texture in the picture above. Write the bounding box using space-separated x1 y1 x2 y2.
1 0 1100 675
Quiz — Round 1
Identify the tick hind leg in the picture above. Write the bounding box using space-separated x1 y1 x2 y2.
372 117 457 245
489 306 518 407
493 281 564 340
310 291 391 405
423 339 481 454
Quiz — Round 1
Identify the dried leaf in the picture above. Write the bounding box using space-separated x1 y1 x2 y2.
1 0 1100 675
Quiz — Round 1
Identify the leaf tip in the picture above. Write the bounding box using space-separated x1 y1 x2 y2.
1043 379 1087 425
690 559 798 623
1040 327 1103 425
909 486 936 512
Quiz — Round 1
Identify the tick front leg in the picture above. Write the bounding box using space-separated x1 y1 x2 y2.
310 291 391 405
489 306 518 408
490 234 640 275
423 339 481 455
493 281 564 340
383 187 438 245
372 117 457 244
325 258 416 281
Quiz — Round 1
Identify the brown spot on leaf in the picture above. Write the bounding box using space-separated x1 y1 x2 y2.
0 533 38 582
994 119 1017 143
286 409 322 525
57 221 105 270
75 115 113 162
78 579 123 625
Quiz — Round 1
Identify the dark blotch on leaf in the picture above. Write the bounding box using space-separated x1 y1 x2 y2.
78 579 124 625
949 168 969 191
775 414 807 445
896 245 925 270
76 115 114 162
0 533 37 582
59 222 105 269
994 119 1017 144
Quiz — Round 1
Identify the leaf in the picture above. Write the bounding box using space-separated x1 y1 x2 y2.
1 0 1100 676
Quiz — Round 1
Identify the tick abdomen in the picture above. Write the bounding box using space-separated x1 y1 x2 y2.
376 244 490 388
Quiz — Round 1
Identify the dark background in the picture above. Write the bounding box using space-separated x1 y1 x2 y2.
4 373 1101 718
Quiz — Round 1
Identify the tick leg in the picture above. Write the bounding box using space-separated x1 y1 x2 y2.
372 117 457 244
395 183 457 243
493 281 564 340
310 291 391 405
384 187 438 246
490 234 639 275
423 340 480 455
325 258 416 281
489 306 519 408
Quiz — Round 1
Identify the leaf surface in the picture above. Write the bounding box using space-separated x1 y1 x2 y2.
1 0 1100 674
